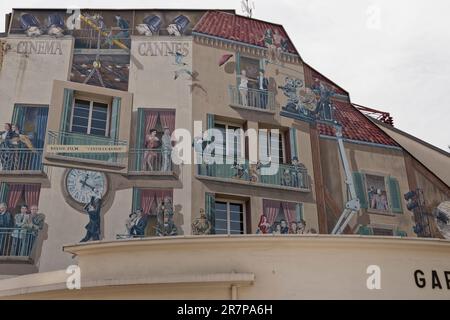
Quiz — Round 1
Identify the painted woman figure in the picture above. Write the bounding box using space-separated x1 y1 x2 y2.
0 123 15 170
239 70 249 106
143 129 160 171
257 214 271 234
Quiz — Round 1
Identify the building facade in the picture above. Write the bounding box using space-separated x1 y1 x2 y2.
0 9 449 299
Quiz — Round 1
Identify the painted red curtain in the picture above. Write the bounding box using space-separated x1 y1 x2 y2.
140 189 173 216
144 110 159 141
263 199 280 225
7 184 23 211
159 111 176 134
24 184 41 207
282 202 296 225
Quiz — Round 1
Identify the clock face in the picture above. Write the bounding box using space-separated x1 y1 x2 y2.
65 169 108 204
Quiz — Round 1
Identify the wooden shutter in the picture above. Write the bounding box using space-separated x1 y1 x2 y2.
295 203 303 221
12 105 26 129
0 183 9 203
132 188 141 212
60 88 74 133
388 176 403 213
289 127 298 161
110 97 121 141
205 193 216 234
352 172 368 209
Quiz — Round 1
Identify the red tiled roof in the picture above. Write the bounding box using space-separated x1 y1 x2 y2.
318 101 398 146
193 11 298 54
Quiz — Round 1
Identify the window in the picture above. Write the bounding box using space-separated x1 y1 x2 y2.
214 122 245 161
259 129 285 164
70 99 110 136
238 56 261 90
353 172 403 214
214 200 245 235
261 200 305 234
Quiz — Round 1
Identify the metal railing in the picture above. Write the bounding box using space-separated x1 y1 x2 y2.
229 85 275 112
196 154 309 190
128 149 175 173
0 228 36 259
0 148 44 173
47 130 128 165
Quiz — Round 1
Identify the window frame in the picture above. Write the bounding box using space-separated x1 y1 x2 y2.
70 95 111 137
258 128 286 164
214 198 247 235
213 121 246 160
362 171 395 216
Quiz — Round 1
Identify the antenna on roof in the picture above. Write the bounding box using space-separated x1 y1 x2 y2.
241 0 255 18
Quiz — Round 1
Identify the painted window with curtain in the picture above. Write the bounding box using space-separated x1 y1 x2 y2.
2 183 41 213
259 200 309 234
131 188 173 236
134 108 176 172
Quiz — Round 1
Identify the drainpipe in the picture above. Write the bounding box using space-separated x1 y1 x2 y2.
231 285 238 300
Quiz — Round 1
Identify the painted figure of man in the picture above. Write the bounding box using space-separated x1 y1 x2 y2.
27 205 45 256
161 127 173 172
80 196 102 242
11 205 32 256
129 208 148 237
0 203 13 255
280 219 289 234
258 69 269 109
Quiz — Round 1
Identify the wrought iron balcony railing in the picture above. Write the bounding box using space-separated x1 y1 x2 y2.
0 148 44 173
0 227 36 260
228 85 275 112
195 155 310 191
46 130 128 165
128 149 177 175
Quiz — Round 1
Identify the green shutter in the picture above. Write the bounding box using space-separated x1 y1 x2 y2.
353 172 368 209
358 225 373 235
135 108 145 170
132 188 141 212
60 88 74 133
205 193 216 234
289 128 298 160
12 105 26 129
236 51 241 87
295 203 303 221
388 176 403 213
110 97 121 141
0 183 9 203
206 114 214 140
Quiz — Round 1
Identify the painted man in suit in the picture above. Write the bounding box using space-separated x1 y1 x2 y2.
0 202 13 255
130 209 148 237
80 196 102 242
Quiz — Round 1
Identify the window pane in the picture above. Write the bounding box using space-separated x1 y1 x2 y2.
91 119 107 130
72 116 89 127
92 110 108 121
90 128 106 136
71 125 88 134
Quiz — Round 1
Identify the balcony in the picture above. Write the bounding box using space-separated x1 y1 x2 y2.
0 228 35 262
195 155 310 192
128 149 179 177
45 130 128 168
0 148 46 175
228 86 275 114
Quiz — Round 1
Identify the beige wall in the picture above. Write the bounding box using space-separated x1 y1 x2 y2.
0 36 73 116
1 236 449 299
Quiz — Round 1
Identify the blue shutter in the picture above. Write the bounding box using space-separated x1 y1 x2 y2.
388 176 402 213
235 51 241 87
0 183 9 203
289 127 298 160
205 193 216 234
132 188 141 212
206 113 214 141
135 108 145 170
12 105 26 129
60 88 74 133
295 203 303 221
352 172 368 209
110 97 121 141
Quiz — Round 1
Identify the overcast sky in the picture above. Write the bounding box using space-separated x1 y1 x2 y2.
1 0 449 152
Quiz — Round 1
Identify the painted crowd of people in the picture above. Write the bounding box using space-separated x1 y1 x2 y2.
256 214 317 235
0 203 45 257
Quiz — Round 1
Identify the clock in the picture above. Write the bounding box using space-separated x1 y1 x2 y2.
65 169 108 205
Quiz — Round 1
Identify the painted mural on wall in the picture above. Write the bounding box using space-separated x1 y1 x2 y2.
256 213 317 235
279 77 336 123
192 208 212 235
0 184 45 258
